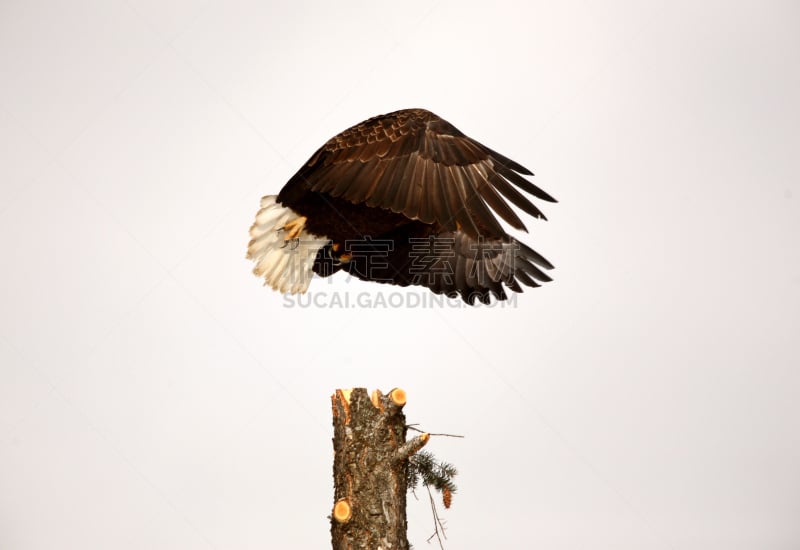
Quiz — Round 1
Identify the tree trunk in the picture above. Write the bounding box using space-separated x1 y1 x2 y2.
330 387 429 550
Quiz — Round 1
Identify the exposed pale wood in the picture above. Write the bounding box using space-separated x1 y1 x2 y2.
389 388 407 407
333 499 352 523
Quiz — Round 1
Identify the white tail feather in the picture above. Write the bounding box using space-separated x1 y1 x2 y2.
246 196 327 294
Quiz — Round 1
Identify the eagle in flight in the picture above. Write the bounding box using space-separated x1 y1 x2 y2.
247 108 555 305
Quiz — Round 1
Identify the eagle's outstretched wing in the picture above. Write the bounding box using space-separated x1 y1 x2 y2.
277 108 555 239
333 230 554 305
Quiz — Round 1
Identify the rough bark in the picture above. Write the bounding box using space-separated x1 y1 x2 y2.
330 388 428 550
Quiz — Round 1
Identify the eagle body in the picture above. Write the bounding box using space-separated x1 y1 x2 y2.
247 108 556 304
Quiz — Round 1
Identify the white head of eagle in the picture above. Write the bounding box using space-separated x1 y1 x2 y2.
247 108 556 305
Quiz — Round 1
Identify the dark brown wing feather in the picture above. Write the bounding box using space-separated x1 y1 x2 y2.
334 228 553 304
278 108 555 239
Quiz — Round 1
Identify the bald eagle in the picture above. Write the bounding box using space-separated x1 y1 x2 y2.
247 108 555 305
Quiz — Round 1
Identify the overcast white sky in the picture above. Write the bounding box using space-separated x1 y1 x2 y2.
1 1 799 548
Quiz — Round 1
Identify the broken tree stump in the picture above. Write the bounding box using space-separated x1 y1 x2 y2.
330 387 429 550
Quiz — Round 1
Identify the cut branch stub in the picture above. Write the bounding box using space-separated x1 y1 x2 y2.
333 498 352 523
389 388 407 407
331 387 412 550
394 432 430 463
